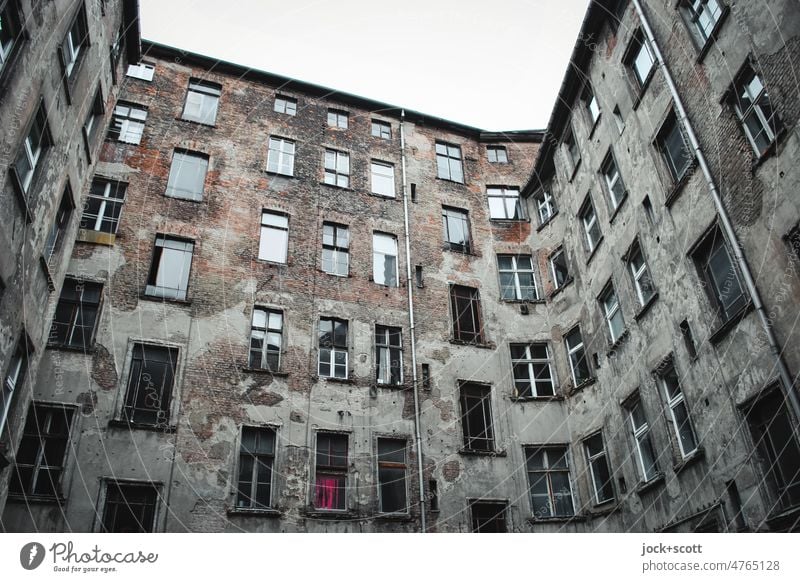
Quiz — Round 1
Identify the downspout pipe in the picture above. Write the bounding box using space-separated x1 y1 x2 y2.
400 110 428 532
630 0 800 420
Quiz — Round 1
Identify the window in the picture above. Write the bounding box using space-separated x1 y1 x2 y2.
101 482 158 532
498 255 538 301
565 326 591 386
43 189 74 269
584 86 600 124
314 433 348 510
601 153 626 209
49 278 102 349
421 363 431 390
60 5 88 79
182 79 221 124
563 124 580 172
525 446 574 518
691 226 748 322
657 112 693 181
613 105 625 134
1 335 29 434
122 343 178 426
625 395 659 483
449 285 483 344
627 31 656 89
322 223 349 276
435 141 464 183
375 325 402 385
428 479 439 511
487 146 508 163
370 161 395 197
236 426 276 510
274 95 296 116
145 236 194 300
744 388 800 510
327 108 348 128
373 233 398 287
0 0 23 78
318 318 348 379
108 102 147 145
377 438 408 513
441 207 471 253
600 282 625 343
579 196 602 253
13 102 50 195
682 0 724 45
82 88 104 152
470 501 507 532
659 362 698 458
415 265 424 288
627 243 656 306
371 119 391 139
534 188 557 226
511 343 555 398
549 248 570 290
324 149 350 188
80 178 126 234
459 383 494 452
9 404 74 498
680 320 698 359
165 150 208 201
731 66 782 157
487 186 524 220
259 211 289 264
126 61 155 81
266 137 295 176
584 433 615 504
248 308 283 371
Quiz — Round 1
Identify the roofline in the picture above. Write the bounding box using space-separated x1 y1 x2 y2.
140 40 544 141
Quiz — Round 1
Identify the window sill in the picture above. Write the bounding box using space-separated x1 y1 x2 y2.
673 447 705 475
76 229 117 246
176 116 216 128
536 211 559 231
374 382 408 390
708 302 754 345
317 375 354 384
374 512 413 522
265 170 295 179
568 376 597 396
164 192 205 204
608 192 629 225
585 236 605 265
241 367 289 377
302 509 357 520
458 448 507 457
106 136 143 147
631 68 656 111
585 500 621 518
435 177 466 186
227 507 282 518
634 292 659 321
442 245 476 256
6 493 66 505
448 339 495 350
587 114 602 140
47 343 96 354
510 394 564 403
140 293 192 306
320 181 352 191
39 256 56 292
528 514 586 525
548 277 574 299
607 329 630 355
369 192 399 201
567 158 582 183
635 473 666 495
664 163 697 208
489 218 530 224
108 418 176 433
500 298 545 305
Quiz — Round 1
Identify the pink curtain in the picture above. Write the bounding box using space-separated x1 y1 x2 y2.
314 477 340 509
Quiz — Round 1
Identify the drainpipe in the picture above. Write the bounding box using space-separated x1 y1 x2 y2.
400 109 427 532
630 0 800 420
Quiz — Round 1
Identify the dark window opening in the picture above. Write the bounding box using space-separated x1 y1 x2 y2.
49 278 102 349
314 433 348 511
680 319 697 358
101 482 158 533
449 285 483 344
377 438 408 513
459 383 494 452
122 343 178 426
236 426 275 510
470 500 507 533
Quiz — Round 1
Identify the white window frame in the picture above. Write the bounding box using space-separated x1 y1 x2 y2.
266 136 295 176
274 95 297 116
487 186 524 220
62 7 86 78
109 102 147 145
660 364 699 459
145 236 194 301
327 109 348 129
248 308 283 371
510 343 555 398
630 33 656 88
259 211 289 264
371 120 391 139
435 141 464 183
322 222 349 277
685 0 723 44
628 244 656 306
627 397 660 482
375 326 403 386
549 248 569 290
181 79 221 125
600 283 625 343
535 189 556 225
370 161 395 197
497 255 538 301
602 154 626 209
584 433 615 505
487 146 508 163
565 327 588 386
580 198 602 253
318 319 348 379
126 61 155 81
324 149 350 188
81 178 126 234
0 337 28 434
372 232 399 287
733 69 779 157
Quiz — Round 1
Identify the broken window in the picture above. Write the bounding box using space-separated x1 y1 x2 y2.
236 426 276 510
372 232 398 287
49 278 102 350
165 150 208 201
691 225 749 323
627 242 657 307
625 395 660 483
486 145 508 163
80 178 126 234
322 222 349 276
43 188 74 270
731 65 782 157
449 285 483 344
579 196 602 253
375 325 403 385
511 343 555 398
259 210 289 264
534 187 556 226
314 432 348 510
324 149 350 188
182 78 221 125
371 119 391 139
459 382 494 452
145 235 194 300
266 136 295 176
599 281 625 344
108 102 147 145
13 102 51 196
487 186 524 220
101 481 158 532
327 108 348 128
658 361 698 458
370 161 395 197
274 95 296 116
441 206 471 253
60 4 88 79
126 61 154 81
549 247 570 290
122 343 178 426
498 255 538 301
377 438 408 513
565 326 591 386
601 152 626 209
435 141 464 183
0 335 30 434
584 432 615 504
470 500 507 532
248 308 283 371
525 446 574 518
318 318 348 379
656 111 693 182
9 403 74 498
745 387 800 510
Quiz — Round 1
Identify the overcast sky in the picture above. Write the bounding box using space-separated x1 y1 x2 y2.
139 0 591 131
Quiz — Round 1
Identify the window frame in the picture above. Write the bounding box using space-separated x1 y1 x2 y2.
583 432 615 505
730 63 782 158
59 3 89 83
181 78 222 125
121 341 180 428
601 152 627 210
318 318 349 380
625 29 657 91
449 284 484 345
534 187 557 226
43 186 75 271
371 119 391 139
497 254 538 301
323 149 350 188
486 145 508 163
680 0 726 49
99 480 160 533
549 247 570 291
274 95 297 116
313 431 349 511
144 235 195 301
12 100 52 200
327 108 349 129
469 500 508 532
372 232 399 288
0 333 31 434
321 222 349 277
126 61 155 81
165 150 209 202
0 0 25 83
487 185 525 221
441 206 471 253
108 101 148 145
562 123 580 176
370 160 396 198
579 195 602 254
435 141 464 183
583 85 601 127
266 136 296 176
626 242 657 307
599 281 626 344
624 394 660 483
376 437 409 514
48 277 103 350
375 325 403 386
235 425 277 511
248 307 283 372
524 445 575 519
459 382 495 453
80 178 126 235
658 361 699 459
258 210 289 265
565 326 591 387
656 111 693 182
510 342 556 398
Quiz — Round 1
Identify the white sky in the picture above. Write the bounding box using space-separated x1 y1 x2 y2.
140 0 591 131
